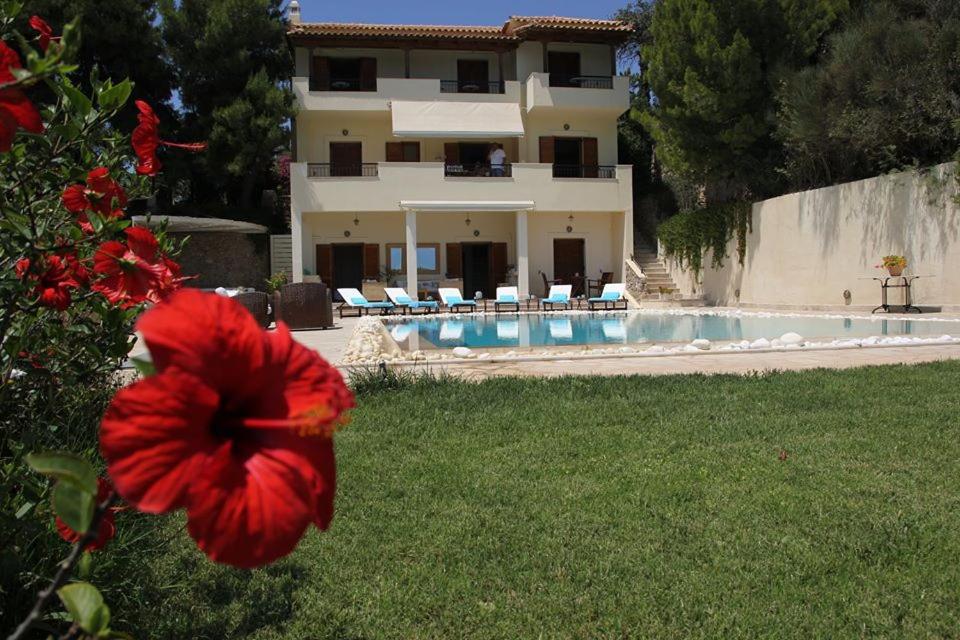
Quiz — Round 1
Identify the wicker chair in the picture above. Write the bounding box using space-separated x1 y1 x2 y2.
234 291 271 328
273 282 333 330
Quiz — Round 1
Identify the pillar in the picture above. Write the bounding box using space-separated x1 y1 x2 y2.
291 204 304 283
405 209 418 295
516 209 530 298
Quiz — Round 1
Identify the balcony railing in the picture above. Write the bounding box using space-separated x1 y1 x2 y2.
308 163 379 178
444 163 513 178
548 74 615 90
308 77 377 92
439 80 505 94
553 165 617 179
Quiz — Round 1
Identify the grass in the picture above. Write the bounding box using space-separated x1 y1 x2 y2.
126 361 960 638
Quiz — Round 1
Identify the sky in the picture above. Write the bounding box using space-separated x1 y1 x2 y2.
297 0 629 26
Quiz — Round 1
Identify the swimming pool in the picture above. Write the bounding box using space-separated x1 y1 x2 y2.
385 311 960 350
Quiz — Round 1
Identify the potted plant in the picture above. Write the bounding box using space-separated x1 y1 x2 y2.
877 255 907 277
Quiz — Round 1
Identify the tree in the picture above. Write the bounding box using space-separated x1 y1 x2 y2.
160 0 293 211
776 1 960 189
640 0 849 199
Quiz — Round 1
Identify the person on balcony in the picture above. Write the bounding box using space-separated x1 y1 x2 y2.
489 143 506 177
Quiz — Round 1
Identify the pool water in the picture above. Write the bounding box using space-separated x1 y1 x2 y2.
386 312 960 350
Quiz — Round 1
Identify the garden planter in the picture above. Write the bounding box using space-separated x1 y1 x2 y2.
886 265 904 277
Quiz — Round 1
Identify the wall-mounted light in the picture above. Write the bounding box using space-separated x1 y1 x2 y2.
473 229 480 237
465 215 472 227
566 226 573 233
353 215 360 226
343 230 351 238
568 214 574 223
843 289 852 304
341 129 349 136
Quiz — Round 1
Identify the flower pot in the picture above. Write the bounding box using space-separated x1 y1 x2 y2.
886 265 904 277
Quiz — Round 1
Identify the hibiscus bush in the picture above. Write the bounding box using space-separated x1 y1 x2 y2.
2 7 353 638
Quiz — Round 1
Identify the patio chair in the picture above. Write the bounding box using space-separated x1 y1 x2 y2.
272 282 334 330
494 286 520 313
438 287 477 313
384 287 439 315
588 272 614 298
541 272 561 297
234 291 271 328
541 284 573 311
587 283 628 311
335 288 395 317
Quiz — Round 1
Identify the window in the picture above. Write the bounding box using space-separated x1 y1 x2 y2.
384 243 440 275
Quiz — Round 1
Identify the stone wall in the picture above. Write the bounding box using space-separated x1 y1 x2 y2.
171 232 270 290
663 163 960 312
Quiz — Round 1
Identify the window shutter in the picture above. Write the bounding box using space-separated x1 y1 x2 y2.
404 142 421 162
385 142 403 162
363 244 380 279
582 137 599 177
445 243 462 278
315 244 333 286
444 143 460 163
491 242 508 286
539 136 555 164
311 57 330 91
359 57 377 90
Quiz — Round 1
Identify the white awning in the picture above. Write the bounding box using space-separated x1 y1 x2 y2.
391 101 525 138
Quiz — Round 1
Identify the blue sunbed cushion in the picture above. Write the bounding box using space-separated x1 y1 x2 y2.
601 291 621 301
499 294 517 303
350 296 367 305
544 294 569 303
366 301 393 308
446 294 462 304
397 295 413 304
416 301 439 308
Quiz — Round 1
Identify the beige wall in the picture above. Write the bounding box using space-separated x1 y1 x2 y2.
664 163 960 311
521 110 619 165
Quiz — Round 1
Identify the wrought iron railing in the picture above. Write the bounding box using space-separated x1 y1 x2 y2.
553 165 617 179
444 163 512 178
309 77 377 92
548 74 614 89
307 163 379 178
439 80 505 94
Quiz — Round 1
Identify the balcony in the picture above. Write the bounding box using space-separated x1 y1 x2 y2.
524 72 630 115
553 164 617 179
444 163 512 178
291 162 632 214
293 77 521 112
307 163 379 178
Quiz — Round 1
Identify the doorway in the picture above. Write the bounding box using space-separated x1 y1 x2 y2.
332 244 363 300
548 51 581 87
457 59 489 93
553 238 585 295
330 142 362 176
554 138 583 177
461 243 492 299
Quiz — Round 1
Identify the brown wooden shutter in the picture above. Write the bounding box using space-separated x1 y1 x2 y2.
445 243 462 278
385 142 403 162
582 137 599 177
491 242 508 286
539 136 555 163
405 142 421 162
359 57 377 90
311 57 330 91
363 244 380 279
315 244 333 286
444 142 459 163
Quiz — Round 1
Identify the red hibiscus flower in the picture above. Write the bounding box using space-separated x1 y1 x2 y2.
0 41 44 152
62 167 128 216
17 253 86 311
55 478 117 551
132 100 206 176
28 16 57 52
92 227 181 308
100 290 354 567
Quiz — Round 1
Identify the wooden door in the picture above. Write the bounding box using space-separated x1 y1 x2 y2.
316 244 333 286
553 238 585 291
582 137 599 178
363 244 380 279
491 242 508 289
330 142 361 176
457 59 489 93
446 243 462 278
548 51 581 86
386 142 420 162
359 57 377 91
310 56 330 91
539 136 555 163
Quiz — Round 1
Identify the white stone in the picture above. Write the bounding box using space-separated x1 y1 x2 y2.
749 338 771 349
646 345 666 353
771 338 784 348
780 332 804 346
452 346 473 358
691 339 712 350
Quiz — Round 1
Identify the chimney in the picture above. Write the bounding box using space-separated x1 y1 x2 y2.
289 0 301 24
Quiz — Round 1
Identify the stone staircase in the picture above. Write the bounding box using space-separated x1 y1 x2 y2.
625 244 705 307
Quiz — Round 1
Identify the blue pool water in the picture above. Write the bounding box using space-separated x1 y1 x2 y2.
386 312 960 350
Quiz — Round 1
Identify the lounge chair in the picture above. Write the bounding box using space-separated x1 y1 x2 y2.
384 287 439 315
494 286 520 313
541 284 573 311
588 283 628 310
234 291 271 328
335 288 395 317
438 287 477 313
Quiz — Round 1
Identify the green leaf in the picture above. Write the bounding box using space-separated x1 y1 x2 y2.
53 481 95 534
98 80 132 113
25 451 97 494
129 354 156 377
61 79 93 118
58 582 111 636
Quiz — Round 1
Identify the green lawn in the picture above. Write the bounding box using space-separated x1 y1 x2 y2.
130 361 960 638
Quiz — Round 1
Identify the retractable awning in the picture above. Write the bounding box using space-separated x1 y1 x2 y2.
391 101 525 138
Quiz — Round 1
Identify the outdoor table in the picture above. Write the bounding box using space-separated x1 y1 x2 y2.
867 275 927 313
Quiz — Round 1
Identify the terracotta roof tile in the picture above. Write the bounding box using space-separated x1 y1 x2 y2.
287 22 518 41
506 16 633 33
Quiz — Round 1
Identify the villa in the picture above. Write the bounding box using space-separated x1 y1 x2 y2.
285 5 634 301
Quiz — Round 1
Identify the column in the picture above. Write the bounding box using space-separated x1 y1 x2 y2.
291 204 304 283
405 209 418 295
516 209 530 298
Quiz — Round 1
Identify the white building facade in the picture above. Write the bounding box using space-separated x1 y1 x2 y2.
287 10 634 301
